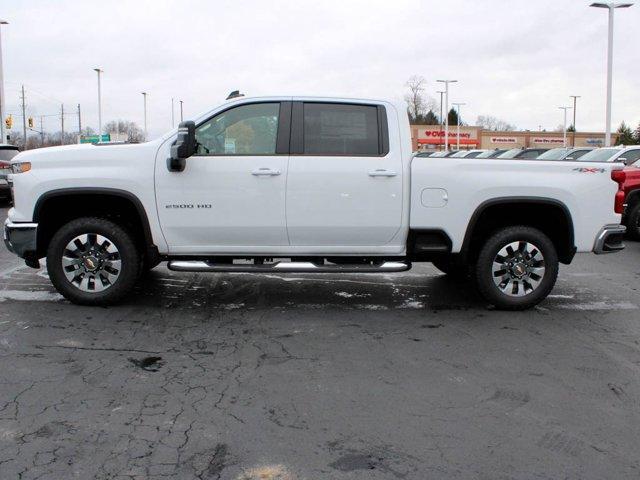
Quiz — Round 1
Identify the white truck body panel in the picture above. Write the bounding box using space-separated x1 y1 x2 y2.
6 95 621 259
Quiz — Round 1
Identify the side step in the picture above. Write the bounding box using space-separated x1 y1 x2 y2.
167 260 411 273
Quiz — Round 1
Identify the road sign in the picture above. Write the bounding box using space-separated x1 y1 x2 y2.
80 134 110 144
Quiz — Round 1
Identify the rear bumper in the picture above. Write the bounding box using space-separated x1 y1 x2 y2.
3 219 38 259
593 224 626 254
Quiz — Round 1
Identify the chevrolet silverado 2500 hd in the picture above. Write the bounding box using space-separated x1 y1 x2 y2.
3 96 626 309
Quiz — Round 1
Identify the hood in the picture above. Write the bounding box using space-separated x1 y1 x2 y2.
13 140 162 168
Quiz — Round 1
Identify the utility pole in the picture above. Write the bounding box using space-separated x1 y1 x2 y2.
179 100 183 122
559 106 572 147
452 102 466 151
141 92 148 140
171 97 175 128
0 20 8 142
20 85 27 149
94 68 103 142
569 95 580 147
436 79 458 152
39 116 44 146
60 104 65 145
437 90 444 146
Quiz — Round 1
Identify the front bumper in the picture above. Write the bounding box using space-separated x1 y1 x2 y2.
3 219 38 259
593 224 626 254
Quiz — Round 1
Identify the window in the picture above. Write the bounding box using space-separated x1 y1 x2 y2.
621 149 640 165
303 103 380 156
195 103 280 155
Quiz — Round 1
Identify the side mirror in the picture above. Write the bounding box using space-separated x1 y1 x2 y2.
565 156 574 160
618 157 629 165
168 121 196 172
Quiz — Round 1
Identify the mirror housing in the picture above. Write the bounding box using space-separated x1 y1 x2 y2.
168 121 196 172
618 157 629 165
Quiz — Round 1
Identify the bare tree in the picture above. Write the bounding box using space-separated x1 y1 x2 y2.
104 120 145 143
476 115 517 131
404 76 437 124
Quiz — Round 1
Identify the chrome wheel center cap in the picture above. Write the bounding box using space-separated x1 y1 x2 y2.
84 256 99 271
512 263 526 277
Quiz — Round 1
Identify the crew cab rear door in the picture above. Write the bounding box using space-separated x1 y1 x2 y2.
154 101 291 253
285 101 403 247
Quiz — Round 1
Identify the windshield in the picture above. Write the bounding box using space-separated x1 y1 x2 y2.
496 148 522 159
577 148 620 162
0 149 19 161
429 151 448 157
475 150 501 158
537 148 569 160
450 151 469 157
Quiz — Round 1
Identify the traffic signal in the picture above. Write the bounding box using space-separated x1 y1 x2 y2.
28 117 33 128
4 115 12 130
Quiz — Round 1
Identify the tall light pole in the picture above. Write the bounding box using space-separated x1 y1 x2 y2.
569 95 581 146
93 68 103 142
171 97 175 128
141 92 148 141
452 102 466 151
436 90 445 144
179 100 184 122
436 79 457 151
0 20 8 142
590 2 633 146
559 106 572 147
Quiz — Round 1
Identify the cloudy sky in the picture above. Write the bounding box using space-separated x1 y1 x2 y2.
1 0 639 139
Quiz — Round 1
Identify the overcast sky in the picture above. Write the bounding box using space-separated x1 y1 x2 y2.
2 0 639 139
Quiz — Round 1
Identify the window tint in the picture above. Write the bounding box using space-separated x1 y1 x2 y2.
303 103 380 155
622 149 640 164
195 103 280 155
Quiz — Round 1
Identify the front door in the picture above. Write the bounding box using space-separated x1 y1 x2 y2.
155 101 290 253
286 101 403 247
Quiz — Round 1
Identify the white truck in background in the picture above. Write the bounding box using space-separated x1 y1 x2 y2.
3 96 627 309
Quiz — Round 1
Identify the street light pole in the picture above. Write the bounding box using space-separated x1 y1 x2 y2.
590 2 633 146
93 68 103 142
0 20 7 143
452 102 466 151
559 106 572 147
436 79 458 151
436 91 445 146
569 95 580 147
179 100 183 122
141 92 148 141
171 97 175 128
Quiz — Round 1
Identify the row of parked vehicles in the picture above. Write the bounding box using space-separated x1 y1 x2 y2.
416 145 640 164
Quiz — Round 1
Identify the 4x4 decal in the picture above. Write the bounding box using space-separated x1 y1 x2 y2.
573 167 605 173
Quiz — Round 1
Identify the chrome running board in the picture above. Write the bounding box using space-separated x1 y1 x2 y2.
167 260 411 273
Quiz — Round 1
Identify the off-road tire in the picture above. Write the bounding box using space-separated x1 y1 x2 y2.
47 217 140 306
474 226 559 310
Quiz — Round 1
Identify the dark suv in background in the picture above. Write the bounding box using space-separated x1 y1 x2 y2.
0 144 20 203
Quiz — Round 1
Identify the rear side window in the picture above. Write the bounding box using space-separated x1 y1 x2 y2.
302 103 382 156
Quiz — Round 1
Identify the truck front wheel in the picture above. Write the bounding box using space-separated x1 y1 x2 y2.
46 217 141 306
474 226 558 310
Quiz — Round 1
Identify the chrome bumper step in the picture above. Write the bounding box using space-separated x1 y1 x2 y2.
167 260 411 273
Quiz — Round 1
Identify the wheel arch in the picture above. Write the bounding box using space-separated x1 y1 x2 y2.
33 188 157 261
459 197 576 265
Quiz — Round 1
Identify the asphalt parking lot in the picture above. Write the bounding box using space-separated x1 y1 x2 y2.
1 204 639 480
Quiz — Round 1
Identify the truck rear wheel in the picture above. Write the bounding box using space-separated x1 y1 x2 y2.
46 217 141 306
474 226 558 310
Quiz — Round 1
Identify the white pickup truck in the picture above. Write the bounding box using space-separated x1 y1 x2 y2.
3 96 627 309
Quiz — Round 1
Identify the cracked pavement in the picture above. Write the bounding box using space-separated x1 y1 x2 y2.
1 205 640 479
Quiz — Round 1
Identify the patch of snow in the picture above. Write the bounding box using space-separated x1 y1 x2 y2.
556 301 637 311
0 290 63 302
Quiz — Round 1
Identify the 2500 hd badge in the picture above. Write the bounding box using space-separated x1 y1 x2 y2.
165 204 212 209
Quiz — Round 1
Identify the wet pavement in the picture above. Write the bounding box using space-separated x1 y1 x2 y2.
1 204 640 479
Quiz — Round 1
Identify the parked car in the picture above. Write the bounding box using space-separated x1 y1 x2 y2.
449 149 486 158
475 149 508 158
497 148 549 159
415 151 437 157
4 96 626 310
0 144 20 202
619 162 640 239
578 146 640 164
536 147 593 161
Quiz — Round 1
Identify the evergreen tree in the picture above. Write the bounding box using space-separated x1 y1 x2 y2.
615 121 635 146
447 108 459 126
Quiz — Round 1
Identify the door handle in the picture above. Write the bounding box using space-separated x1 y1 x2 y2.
251 168 281 176
368 169 397 177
